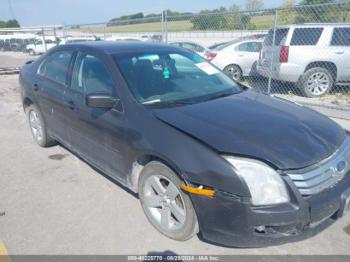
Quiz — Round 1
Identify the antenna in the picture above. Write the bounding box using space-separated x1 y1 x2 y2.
8 0 17 20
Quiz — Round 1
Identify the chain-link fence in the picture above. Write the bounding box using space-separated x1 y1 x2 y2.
1 1 350 118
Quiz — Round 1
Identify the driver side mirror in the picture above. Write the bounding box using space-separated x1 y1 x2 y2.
85 93 120 109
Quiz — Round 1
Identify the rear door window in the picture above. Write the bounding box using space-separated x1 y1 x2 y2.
38 50 73 85
331 27 350 46
290 28 323 46
264 28 289 46
236 42 262 52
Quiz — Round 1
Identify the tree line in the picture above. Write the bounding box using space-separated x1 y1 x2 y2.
0 19 20 28
107 0 349 29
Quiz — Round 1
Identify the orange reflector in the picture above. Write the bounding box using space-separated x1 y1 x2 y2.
180 184 215 197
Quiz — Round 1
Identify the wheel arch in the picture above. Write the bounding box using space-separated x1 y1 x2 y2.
23 97 34 109
128 153 185 193
305 61 337 81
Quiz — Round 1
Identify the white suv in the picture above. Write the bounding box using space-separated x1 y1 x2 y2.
257 24 350 97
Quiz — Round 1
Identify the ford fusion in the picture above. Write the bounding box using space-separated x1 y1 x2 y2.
19 42 350 247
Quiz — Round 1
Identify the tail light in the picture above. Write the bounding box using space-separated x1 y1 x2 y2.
280 46 289 63
207 52 217 61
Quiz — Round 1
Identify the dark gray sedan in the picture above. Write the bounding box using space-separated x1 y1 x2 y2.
19 41 350 247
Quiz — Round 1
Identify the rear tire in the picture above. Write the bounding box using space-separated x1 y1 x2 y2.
138 161 198 241
28 49 36 56
224 64 242 82
25 104 57 147
298 67 334 98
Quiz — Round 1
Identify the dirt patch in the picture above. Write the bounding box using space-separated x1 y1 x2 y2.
48 154 69 160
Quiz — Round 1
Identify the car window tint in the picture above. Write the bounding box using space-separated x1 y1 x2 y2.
331 27 350 46
236 42 262 52
264 28 289 46
290 28 323 46
38 50 73 85
71 53 115 95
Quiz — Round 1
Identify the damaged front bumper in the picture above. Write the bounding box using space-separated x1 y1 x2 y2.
190 170 350 248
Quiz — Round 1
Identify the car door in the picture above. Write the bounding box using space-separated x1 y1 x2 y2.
234 41 262 75
35 49 74 141
63 51 128 181
329 27 350 82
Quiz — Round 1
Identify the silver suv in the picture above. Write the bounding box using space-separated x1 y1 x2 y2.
257 24 350 97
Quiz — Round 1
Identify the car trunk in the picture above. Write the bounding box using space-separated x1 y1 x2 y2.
260 28 289 69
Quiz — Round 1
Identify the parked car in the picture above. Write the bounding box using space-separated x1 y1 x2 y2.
257 24 350 97
26 37 58 55
105 36 142 42
210 39 263 81
169 41 215 60
0 39 4 51
208 34 267 50
208 41 230 50
20 41 350 247
59 36 97 44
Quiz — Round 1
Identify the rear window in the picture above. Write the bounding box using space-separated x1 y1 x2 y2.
331 27 350 46
264 28 289 46
290 28 323 46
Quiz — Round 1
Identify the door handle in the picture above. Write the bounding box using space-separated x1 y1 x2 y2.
335 51 344 55
65 100 75 110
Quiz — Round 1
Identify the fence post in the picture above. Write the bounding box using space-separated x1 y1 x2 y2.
42 27 47 52
267 9 278 95
63 24 67 41
164 10 168 43
161 11 165 43
53 27 58 46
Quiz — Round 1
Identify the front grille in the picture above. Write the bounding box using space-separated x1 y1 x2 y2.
287 136 350 196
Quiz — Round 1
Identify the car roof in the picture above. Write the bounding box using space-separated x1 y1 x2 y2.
62 41 177 54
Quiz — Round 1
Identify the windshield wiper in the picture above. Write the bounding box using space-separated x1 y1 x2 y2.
142 100 192 107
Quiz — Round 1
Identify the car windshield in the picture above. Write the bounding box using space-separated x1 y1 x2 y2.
113 50 241 105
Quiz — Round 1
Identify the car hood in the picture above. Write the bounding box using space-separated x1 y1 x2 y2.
152 90 346 170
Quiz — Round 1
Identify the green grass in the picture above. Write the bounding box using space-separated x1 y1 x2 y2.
78 20 193 33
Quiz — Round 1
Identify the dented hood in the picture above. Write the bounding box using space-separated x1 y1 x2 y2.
153 90 345 170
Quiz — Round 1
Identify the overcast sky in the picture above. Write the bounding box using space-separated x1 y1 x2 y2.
1 0 286 26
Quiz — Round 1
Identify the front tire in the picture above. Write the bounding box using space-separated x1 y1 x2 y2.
25 104 57 147
298 67 334 97
138 161 198 241
28 49 36 56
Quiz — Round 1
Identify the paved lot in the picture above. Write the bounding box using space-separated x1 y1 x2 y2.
1 73 350 255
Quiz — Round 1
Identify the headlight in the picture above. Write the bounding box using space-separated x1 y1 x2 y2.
223 156 290 206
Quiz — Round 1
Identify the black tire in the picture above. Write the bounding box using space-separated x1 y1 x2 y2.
224 64 243 82
25 104 57 147
28 49 36 56
138 161 198 241
298 67 334 98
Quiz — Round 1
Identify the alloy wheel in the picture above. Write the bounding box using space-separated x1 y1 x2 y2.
306 72 331 96
29 110 43 142
225 65 242 81
143 175 186 231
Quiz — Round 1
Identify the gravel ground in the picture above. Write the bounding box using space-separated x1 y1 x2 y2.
0 51 37 69
0 74 350 255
